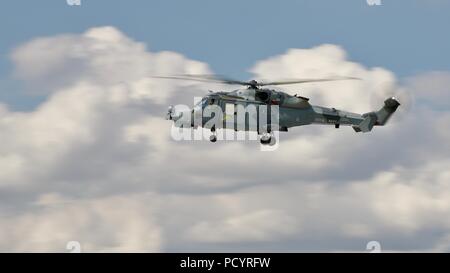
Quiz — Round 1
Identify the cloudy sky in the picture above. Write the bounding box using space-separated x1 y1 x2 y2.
1 0 450 252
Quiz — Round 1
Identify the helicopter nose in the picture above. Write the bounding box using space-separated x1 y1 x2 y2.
166 105 175 120
166 105 187 121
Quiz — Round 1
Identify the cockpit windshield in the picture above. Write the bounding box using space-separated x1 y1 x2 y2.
195 97 208 108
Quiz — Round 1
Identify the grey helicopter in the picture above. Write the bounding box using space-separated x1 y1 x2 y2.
160 74 400 145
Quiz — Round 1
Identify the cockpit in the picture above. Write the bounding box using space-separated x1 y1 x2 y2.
195 96 218 109
195 97 208 108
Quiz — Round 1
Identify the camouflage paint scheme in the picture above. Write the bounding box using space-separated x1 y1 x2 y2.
169 87 400 134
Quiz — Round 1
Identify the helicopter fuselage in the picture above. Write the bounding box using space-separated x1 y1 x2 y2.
164 75 400 144
185 87 366 133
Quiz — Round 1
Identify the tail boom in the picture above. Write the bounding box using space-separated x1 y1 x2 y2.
352 97 400 133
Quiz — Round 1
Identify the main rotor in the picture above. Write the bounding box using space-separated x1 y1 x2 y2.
152 74 360 89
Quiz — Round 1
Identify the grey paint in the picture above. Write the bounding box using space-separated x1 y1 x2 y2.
169 88 400 134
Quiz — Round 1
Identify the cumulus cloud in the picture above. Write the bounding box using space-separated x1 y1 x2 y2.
11 26 209 103
1 27 450 252
405 71 450 109
0 193 162 252
251 44 399 113
188 209 299 243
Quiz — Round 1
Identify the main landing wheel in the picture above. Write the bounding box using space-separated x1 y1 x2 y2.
260 133 272 145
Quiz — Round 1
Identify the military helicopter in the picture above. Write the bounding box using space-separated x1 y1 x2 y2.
159 74 400 145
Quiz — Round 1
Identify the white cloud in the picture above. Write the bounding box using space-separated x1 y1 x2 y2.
11 26 209 103
405 71 450 109
0 193 162 252
1 27 450 252
188 209 299 243
251 44 399 113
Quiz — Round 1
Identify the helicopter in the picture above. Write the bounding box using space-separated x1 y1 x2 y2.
159 74 400 145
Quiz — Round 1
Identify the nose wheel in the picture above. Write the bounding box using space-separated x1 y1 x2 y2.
209 127 217 143
260 132 276 146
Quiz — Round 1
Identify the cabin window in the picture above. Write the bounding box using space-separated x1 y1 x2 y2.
255 91 269 102
195 98 208 108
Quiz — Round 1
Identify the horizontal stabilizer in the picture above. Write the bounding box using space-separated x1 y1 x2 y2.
354 113 377 132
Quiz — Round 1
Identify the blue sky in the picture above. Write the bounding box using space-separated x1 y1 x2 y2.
1 1 449 112
0 0 444 110
2 0 450 79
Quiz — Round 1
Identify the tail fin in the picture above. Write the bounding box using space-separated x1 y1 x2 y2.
352 97 400 133
374 97 400 125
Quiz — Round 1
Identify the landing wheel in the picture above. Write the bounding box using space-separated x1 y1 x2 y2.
260 133 272 145
210 127 217 143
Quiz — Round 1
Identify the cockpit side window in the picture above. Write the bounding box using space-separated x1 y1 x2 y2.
255 91 270 102
196 97 218 109
195 98 208 108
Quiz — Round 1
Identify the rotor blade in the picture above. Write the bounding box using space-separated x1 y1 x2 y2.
178 74 254 86
151 74 361 87
150 74 250 86
257 77 361 86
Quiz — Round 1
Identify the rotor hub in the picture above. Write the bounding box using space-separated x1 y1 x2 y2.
248 80 258 88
